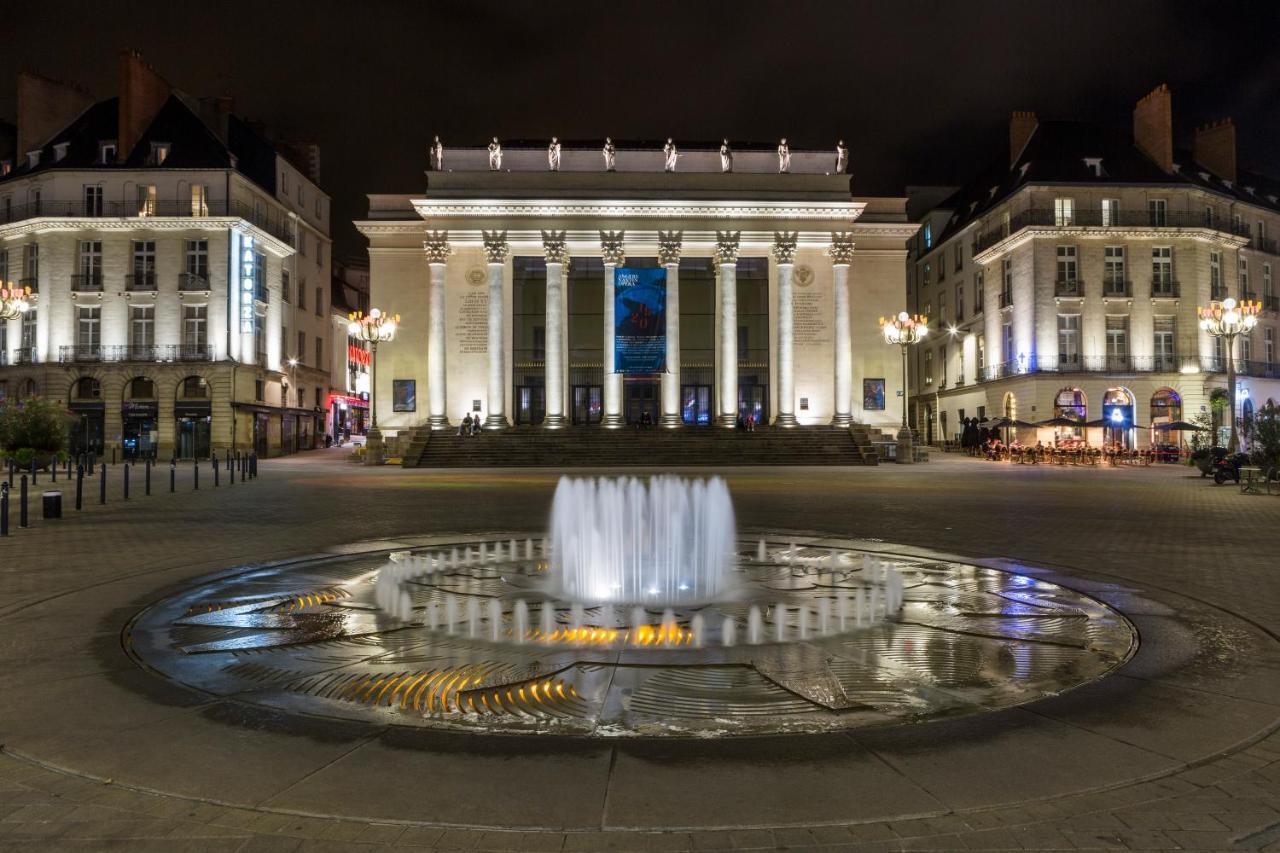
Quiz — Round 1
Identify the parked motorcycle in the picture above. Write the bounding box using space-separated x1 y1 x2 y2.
1212 450 1251 485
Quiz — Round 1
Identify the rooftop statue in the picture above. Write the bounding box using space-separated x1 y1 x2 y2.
778 138 791 173
488 137 502 171
548 137 561 171
720 139 733 173
432 135 444 171
663 138 678 172
603 137 616 171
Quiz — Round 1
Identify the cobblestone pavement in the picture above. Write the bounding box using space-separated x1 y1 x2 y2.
1 449 1280 851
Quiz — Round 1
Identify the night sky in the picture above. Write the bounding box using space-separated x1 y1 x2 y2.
6 1 1279 259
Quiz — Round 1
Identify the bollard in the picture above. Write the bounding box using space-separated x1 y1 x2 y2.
111 446 116 466
230 455 235 484
100 463 107 504
75 465 84 511
193 459 199 490
169 459 176 493
7 458 14 488
42 490 62 520
213 454 220 487
51 458 56 483
66 457 72 480
145 459 152 496
19 474 29 528
0 482 8 536
123 464 130 500
30 459 36 486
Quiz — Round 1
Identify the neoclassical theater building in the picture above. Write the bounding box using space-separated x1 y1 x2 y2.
358 141 917 451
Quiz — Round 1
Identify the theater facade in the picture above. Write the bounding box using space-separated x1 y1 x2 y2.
357 143 917 449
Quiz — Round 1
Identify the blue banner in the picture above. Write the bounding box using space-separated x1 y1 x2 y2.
614 267 667 374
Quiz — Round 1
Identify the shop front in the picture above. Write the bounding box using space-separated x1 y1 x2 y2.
175 401 212 459
122 400 159 460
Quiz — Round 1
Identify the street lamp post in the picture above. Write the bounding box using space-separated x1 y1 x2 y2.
348 308 399 465
880 311 929 464
1198 297 1259 453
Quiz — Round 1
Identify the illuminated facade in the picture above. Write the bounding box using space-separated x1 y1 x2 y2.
909 86 1280 448
357 142 916 450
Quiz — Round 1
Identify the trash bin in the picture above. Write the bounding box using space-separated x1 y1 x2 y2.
42 490 62 520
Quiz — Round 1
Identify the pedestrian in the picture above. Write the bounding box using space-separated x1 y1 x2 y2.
460 412 472 437
471 414 482 437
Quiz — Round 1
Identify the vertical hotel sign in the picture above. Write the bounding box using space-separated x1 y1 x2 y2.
228 231 258 361
239 235 257 334
614 267 667 374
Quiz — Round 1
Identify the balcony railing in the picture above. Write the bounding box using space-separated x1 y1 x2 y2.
978 353 1191 381
1241 290 1257 302
975 207 1253 253
1265 296 1279 312
999 290 1013 308
1102 280 1132 298
1212 284 1228 300
178 272 211 291
126 272 157 291
0 199 294 246
18 277 37 293
70 273 103 292
1054 279 1082 297
1233 360 1280 380
1150 280 1180 298
58 344 214 364
0 350 7 366
13 347 38 365
1253 236 1278 256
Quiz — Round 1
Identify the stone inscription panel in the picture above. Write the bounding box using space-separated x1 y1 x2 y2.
794 290 830 346
459 290 489 354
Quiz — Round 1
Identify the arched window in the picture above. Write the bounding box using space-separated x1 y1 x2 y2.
71 377 101 400
178 376 209 399
1103 387 1136 448
1150 388 1182 423
126 377 157 400
1003 392 1017 420
21 378 38 398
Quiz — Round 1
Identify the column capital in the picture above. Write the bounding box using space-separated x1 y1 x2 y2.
599 230 626 266
481 230 509 264
658 230 683 266
714 231 741 266
541 230 569 264
771 232 799 265
423 231 451 264
827 232 856 265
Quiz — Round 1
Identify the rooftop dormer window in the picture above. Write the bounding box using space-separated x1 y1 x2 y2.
98 141 117 164
149 142 171 166
26 150 41 168
1245 186 1256 195
0 160 11 176
53 142 69 162
1198 171 1211 182
1083 157 1105 178
1017 163 1030 179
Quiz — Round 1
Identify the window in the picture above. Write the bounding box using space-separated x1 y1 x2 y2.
316 239 322 268
1055 246 1078 284
1204 205 1215 226
922 222 933 250
1104 246 1126 294
955 283 964 322
1101 198 1120 227
190 184 209 216
299 232 307 257
184 239 208 279
23 243 38 283
922 262 932 287
149 142 170 165
83 184 103 216
1001 258 1012 305
923 349 933 385
98 141 116 163
132 240 156 288
1057 314 1080 366
1242 335 1252 364
77 306 101 353
182 305 207 354
939 252 946 281
281 170 290 195
130 305 155 350
1211 251 1223 298
1001 322 1013 366
974 269 984 313
0 248 6 283
315 337 323 367
298 279 307 310
254 379 264 401
977 335 985 371
1266 328 1274 367
1258 220 1267 244
953 242 962 273
938 292 948 324
1265 263 1274 300
315 387 322 408
1148 199 1167 226
1153 316 1176 370
1240 257 1250 296
136 184 157 216
282 270 291 303
297 331 306 363
254 313 266 364
1151 247 1173 294
1054 197 1074 226
77 241 102 289
315 197 322 219
314 286 323 316
1105 315 1128 366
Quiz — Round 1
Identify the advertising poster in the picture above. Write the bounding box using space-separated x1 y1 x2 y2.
614 267 667 374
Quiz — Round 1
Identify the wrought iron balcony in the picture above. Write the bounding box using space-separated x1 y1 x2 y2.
18 277 37 293
1212 284 1229 301
1253 236 1278 256
178 272 211 291
59 345 102 363
1102 280 1132 298
1235 360 1280 380
70 273 103 292
974 207 1253 253
178 343 214 361
0 199 294 246
999 290 1013 309
1054 279 1082 297
57 343 215 364
1265 296 1279 312
13 347 38 365
1150 280 1180 298
126 272 157 291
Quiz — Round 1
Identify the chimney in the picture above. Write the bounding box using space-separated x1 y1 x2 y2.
1009 111 1037 167
16 71 94 158
1133 84 1173 173
198 95 234 145
1193 119 1237 183
117 49 171 163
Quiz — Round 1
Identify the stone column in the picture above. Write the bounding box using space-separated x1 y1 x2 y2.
482 230 509 429
659 230 683 427
715 231 741 427
829 233 856 427
542 230 568 428
423 231 450 429
600 231 626 428
772 232 798 427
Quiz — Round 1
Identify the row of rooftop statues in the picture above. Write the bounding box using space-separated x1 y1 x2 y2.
429 136 849 175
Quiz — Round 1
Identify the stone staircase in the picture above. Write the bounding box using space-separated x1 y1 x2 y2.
402 425 876 468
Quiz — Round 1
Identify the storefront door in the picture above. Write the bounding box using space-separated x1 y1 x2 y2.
624 381 659 425
737 385 767 426
571 385 602 425
515 385 546 425
682 384 712 426
69 405 105 458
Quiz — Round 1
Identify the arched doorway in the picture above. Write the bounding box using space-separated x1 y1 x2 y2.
1150 388 1182 454
20 378 38 399
69 376 105 458
1054 387 1087 441
1102 387 1135 449
122 376 158 460
175 375 212 459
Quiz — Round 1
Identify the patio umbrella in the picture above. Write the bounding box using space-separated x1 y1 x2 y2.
1036 416 1083 428
1153 420 1208 431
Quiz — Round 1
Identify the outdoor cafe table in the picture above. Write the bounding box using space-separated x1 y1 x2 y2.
1240 466 1264 495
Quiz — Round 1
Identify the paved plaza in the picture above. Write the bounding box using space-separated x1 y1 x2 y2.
2 451 1280 852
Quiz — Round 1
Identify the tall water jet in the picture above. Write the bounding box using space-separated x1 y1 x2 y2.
855 588 866 627
775 603 788 642
691 613 705 648
425 601 439 632
570 603 585 632
661 608 677 645
513 600 529 643
837 589 849 630
540 601 556 643
817 598 830 635
525 539 534 560
757 539 767 562
748 605 764 644
722 615 736 646
797 605 809 639
488 599 502 642
549 476 737 604
466 598 480 637
445 595 459 634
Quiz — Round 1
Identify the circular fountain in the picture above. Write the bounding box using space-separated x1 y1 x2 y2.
126 475 1136 737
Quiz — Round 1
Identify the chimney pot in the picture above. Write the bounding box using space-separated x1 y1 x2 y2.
1009 110 1038 168
1193 117 1237 184
1133 84 1173 173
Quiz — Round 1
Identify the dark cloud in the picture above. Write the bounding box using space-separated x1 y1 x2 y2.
5 0 1278 258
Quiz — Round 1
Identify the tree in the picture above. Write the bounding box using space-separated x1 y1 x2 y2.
0 397 72 465
1246 402 1280 468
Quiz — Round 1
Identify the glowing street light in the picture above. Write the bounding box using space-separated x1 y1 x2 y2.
348 308 400 465
1197 297 1259 452
0 282 32 321
879 311 929 464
